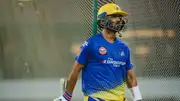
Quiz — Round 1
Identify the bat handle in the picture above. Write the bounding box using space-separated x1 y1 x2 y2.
60 78 66 95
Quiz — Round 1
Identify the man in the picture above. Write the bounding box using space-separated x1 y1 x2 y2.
55 3 142 101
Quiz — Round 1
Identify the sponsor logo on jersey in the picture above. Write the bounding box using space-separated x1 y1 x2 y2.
99 47 107 55
102 58 126 67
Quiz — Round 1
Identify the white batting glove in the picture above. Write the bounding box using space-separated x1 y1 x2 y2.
53 91 72 101
54 96 67 101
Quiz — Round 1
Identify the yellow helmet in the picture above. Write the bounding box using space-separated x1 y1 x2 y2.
97 3 128 34
98 3 128 18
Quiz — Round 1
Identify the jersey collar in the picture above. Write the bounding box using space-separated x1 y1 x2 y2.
99 32 118 44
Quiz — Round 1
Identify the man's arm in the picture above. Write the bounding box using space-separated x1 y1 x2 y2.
66 61 84 95
65 40 90 96
126 69 142 101
126 69 137 88
54 40 90 101
53 61 84 101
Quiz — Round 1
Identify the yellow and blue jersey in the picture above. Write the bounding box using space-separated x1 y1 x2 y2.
76 33 133 101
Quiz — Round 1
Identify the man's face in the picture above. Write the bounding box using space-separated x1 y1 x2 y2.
108 14 122 24
104 14 124 33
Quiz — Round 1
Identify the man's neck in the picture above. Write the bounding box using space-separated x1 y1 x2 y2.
102 29 116 43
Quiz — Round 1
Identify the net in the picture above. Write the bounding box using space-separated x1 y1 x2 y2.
0 0 180 101
119 0 180 100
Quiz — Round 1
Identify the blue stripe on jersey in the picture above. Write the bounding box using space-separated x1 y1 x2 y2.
88 96 104 101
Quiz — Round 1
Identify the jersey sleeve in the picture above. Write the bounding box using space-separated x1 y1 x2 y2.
75 40 91 65
126 47 134 70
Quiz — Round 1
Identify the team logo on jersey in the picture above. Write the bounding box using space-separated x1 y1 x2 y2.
98 47 107 55
119 49 125 56
120 51 125 56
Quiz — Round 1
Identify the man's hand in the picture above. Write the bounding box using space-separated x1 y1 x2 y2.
54 96 67 101
53 91 72 101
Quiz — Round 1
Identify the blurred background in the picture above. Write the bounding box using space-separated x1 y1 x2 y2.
0 0 180 101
